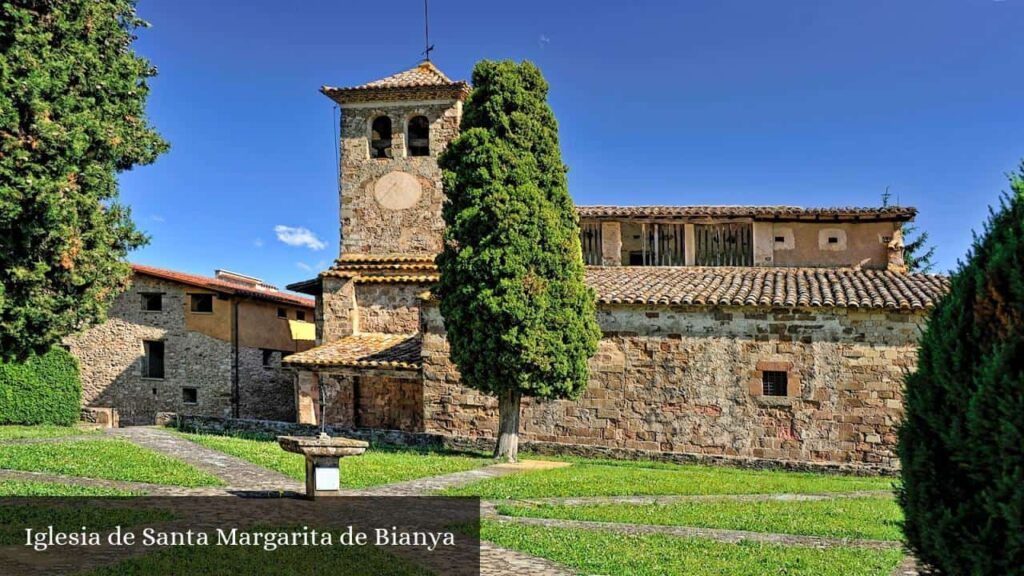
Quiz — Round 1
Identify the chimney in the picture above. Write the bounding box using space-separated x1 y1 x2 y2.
214 269 277 291
886 228 908 273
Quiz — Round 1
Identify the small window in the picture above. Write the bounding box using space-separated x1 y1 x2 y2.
628 251 644 265
277 307 287 319
190 294 213 313
762 370 788 396
141 293 163 311
262 349 276 368
296 310 306 321
407 115 430 156
828 236 839 244
774 236 786 243
370 116 392 159
142 340 165 379
181 387 198 404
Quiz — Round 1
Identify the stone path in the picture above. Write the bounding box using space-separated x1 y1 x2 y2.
105 426 302 494
0 426 918 575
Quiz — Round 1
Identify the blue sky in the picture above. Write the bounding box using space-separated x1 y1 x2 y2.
120 0 1024 290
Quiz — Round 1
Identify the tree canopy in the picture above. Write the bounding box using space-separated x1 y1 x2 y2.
436 60 601 459
0 0 167 360
899 164 1024 575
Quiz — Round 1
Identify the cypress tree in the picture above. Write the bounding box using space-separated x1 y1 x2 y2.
899 164 1024 575
0 0 168 360
437 60 601 461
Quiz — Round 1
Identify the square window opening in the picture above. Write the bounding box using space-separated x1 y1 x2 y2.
296 310 306 321
277 307 287 319
262 349 276 368
828 236 839 244
190 294 213 313
142 340 165 379
141 293 163 311
181 387 198 405
762 370 788 396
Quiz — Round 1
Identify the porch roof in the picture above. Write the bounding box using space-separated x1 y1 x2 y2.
282 333 421 370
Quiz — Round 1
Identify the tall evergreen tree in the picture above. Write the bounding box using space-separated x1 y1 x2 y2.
0 0 167 360
899 164 1024 575
437 60 601 461
881 189 937 272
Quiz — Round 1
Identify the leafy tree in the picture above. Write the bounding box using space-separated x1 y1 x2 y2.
437 60 601 461
898 164 1024 575
0 0 167 360
881 189 937 272
902 224 936 273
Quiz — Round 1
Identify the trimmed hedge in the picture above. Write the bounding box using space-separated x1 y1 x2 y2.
0 347 81 425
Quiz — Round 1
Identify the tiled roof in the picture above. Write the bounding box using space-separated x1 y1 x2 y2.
282 333 421 370
132 264 314 308
576 205 917 222
322 61 470 105
585 267 949 311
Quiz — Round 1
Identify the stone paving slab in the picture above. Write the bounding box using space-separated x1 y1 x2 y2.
106 426 302 491
892 557 921 576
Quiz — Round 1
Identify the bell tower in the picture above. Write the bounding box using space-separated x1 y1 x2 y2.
321 61 469 258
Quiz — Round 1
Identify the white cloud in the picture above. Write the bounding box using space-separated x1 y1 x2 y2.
150 215 165 223
274 225 326 251
538 34 551 47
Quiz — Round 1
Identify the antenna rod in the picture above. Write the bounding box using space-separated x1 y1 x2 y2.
424 0 431 61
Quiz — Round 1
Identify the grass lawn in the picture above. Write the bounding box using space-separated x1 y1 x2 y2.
480 522 905 576
0 424 100 441
83 531 432 576
0 439 223 487
175 432 491 489
0 499 173 546
0 480 142 497
497 496 903 541
445 457 894 498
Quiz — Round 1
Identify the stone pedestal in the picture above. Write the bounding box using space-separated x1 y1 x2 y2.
278 435 368 499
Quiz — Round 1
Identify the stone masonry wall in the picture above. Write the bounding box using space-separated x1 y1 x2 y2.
354 283 428 334
339 100 462 256
420 302 925 470
65 277 232 425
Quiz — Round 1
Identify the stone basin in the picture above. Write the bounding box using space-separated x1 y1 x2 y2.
278 435 369 458
277 435 369 499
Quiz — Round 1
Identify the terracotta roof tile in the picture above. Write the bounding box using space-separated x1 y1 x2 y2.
577 205 917 221
585 267 949 311
131 264 314 308
282 333 421 370
322 61 470 104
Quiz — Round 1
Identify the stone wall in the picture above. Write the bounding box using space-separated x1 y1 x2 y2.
65 277 233 424
66 276 296 425
339 100 462 256
420 302 924 471
354 282 427 334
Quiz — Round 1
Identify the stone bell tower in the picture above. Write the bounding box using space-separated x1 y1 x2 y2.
321 61 470 258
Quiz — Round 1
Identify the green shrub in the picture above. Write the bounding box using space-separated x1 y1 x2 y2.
0 348 81 426
898 164 1024 575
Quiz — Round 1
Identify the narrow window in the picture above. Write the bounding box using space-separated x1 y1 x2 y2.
141 293 163 311
277 307 287 319
828 236 839 244
762 370 788 396
774 236 786 243
370 116 392 159
407 115 430 156
181 387 198 404
142 340 165 379
262 349 276 368
296 310 306 321
190 294 213 313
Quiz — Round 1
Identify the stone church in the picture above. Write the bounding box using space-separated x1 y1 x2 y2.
284 61 949 472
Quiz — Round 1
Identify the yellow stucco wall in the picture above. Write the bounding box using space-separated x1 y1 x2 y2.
182 291 313 352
